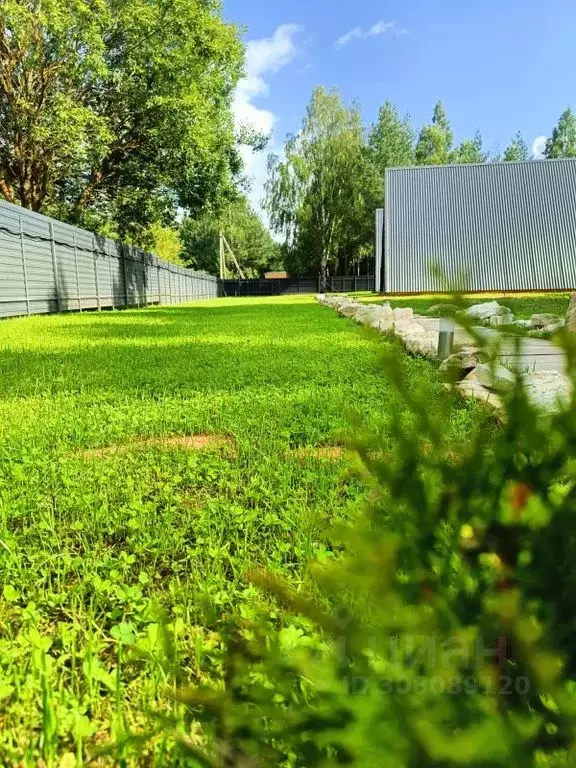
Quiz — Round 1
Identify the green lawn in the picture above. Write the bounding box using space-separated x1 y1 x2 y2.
0 296 489 764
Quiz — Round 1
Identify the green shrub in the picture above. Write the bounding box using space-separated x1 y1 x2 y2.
172 335 576 767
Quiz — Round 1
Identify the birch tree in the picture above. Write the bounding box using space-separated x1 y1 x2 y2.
546 108 576 158
265 87 371 288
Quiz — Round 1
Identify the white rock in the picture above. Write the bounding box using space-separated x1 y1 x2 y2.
489 313 515 327
394 320 438 358
543 320 565 334
531 313 561 329
457 370 504 416
355 306 389 326
461 301 505 321
334 296 352 309
514 319 532 329
359 305 394 323
566 293 576 333
439 351 478 380
369 313 395 334
338 302 362 318
393 307 414 323
475 363 516 392
523 371 571 411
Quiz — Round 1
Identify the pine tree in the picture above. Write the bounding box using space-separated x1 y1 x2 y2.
545 108 576 158
368 101 415 171
455 131 487 164
415 101 454 165
502 132 530 162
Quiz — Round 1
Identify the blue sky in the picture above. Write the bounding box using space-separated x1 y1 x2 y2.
225 0 576 214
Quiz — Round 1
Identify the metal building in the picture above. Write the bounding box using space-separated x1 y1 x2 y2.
376 158 576 294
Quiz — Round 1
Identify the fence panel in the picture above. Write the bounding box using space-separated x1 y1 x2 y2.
0 199 218 319
221 276 375 297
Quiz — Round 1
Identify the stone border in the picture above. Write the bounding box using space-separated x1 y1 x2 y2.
316 295 572 414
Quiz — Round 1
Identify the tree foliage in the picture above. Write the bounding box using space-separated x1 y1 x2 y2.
149 223 184 266
503 132 531 162
0 1 109 211
181 195 281 277
0 0 244 245
368 101 415 173
265 87 374 288
546 108 576 159
455 131 487 164
415 101 455 166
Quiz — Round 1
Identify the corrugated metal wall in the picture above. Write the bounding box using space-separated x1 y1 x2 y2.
375 208 384 292
0 199 218 318
385 158 576 294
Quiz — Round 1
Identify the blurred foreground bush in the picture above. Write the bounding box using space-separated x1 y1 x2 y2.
174 331 576 767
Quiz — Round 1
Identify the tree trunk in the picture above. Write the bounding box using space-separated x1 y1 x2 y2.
319 254 328 293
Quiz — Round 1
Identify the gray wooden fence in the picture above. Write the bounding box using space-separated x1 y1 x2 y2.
0 199 218 318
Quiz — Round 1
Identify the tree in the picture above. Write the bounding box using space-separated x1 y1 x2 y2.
368 101 415 172
454 131 487 164
265 87 373 289
415 101 454 165
0 1 109 211
503 132 530 162
181 195 281 277
149 223 184 266
546 107 576 158
0 0 245 245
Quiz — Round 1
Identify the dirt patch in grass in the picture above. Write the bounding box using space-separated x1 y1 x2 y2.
290 445 345 461
77 434 235 460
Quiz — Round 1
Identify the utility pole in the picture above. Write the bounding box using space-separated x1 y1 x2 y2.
219 232 227 280
221 233 245 279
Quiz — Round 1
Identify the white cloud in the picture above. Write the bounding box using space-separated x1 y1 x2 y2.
336 20 408 49
233 25 300 223
335 27 364 48
368 21 396 36
532 135 548 159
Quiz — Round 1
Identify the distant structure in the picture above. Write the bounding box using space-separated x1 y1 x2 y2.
264 271 290 279
376 158 576 294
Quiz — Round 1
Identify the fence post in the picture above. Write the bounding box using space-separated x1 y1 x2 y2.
157 264 161 305
134 249 140 308
72 234 82 312
48 222 61 312
121 244 129 307
142 252 148 307
18 216 31 315
93 236 101 311
108 247 115 310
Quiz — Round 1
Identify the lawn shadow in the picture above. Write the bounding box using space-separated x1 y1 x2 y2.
0 306 379 399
